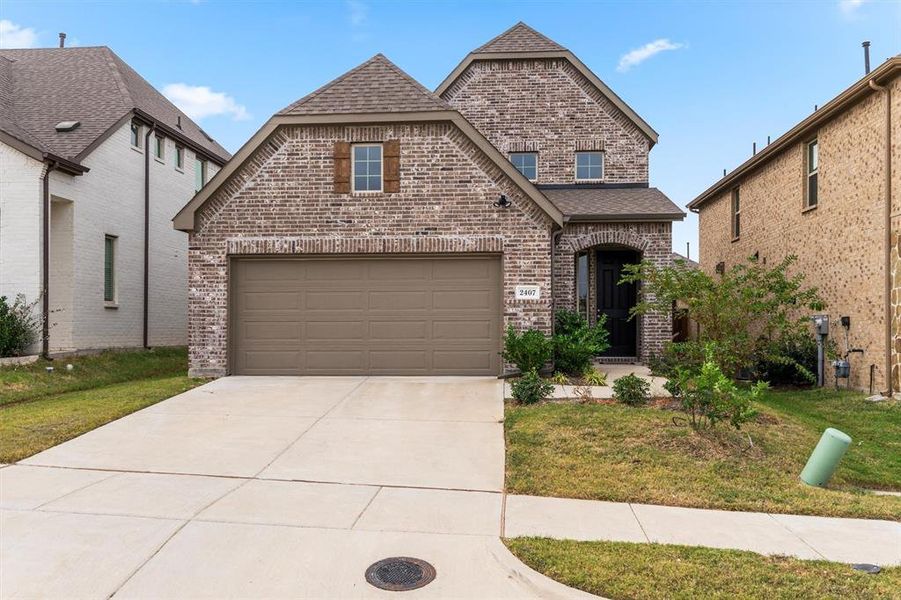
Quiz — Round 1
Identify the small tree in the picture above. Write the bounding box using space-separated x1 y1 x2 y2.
621 255 824 378
666 347 765 431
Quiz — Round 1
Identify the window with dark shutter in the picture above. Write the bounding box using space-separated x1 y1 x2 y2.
334 142 351 193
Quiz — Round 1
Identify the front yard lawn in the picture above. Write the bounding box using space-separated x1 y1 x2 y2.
506 389 900 519
506 538 900 600
0 348 203 462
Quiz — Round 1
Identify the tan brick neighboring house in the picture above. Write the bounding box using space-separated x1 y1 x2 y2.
689 56 900 394
174 23 684 377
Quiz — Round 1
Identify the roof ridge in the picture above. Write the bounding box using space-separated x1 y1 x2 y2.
472 21 566 54
102 47 135 110
372 54 451 108
278 54 386 114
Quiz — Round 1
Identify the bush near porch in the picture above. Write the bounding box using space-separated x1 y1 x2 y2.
505 388 900 520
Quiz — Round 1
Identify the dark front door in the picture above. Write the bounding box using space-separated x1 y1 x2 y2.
596 250 638 357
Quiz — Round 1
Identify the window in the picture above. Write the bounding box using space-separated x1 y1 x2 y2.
576 252 589 320
154 135 165 161
575 151 604 181
175 145 184 170
352 144 382 192
510 152 538 181
731 188 741 239
806 139 818 209
195 158 207 191
130 122 142 149
104 235 116 303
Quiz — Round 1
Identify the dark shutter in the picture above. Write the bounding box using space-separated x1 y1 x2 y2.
334 142 350 193
383 139 400 193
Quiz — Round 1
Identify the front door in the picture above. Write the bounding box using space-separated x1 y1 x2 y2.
596 250 638 357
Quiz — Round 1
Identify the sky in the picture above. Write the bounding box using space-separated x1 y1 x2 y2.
2 0 900 256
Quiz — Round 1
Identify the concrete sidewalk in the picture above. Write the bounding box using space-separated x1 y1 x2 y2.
504 494 901 566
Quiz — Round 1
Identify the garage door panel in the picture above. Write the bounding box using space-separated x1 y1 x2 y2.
370 320 428 341
232 257 501 375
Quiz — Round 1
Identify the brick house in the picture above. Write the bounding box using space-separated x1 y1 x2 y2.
0 45 229 356
689 56 900 394
174 23 683 377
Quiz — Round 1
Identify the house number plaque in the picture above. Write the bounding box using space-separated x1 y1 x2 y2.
515 285 541 300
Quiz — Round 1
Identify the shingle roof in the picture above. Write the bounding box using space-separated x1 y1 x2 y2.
473 22 566 53
279 54 450 115
672 252 700 269
541 187 685 221
0 46 229 162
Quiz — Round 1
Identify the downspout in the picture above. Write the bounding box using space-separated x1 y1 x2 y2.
869 78 893 396
143 121 156 349
41 161 56 358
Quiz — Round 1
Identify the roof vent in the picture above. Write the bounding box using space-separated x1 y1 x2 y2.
59 33 66 48
176 115 183 130
55 120 80 132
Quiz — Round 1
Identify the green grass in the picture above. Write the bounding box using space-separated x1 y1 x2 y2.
505 389 900 519
0 347 189 406
0 347 203 462
505 538 901 600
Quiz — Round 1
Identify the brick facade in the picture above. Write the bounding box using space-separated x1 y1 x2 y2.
697 73 900 392
188 123 555 377
441 58 650 185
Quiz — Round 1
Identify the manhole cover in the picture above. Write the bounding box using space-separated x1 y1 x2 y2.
365 557 436 591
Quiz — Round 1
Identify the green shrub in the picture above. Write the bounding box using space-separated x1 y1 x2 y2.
647 341 707 379
755 333 821 386
0 295 39 358
667 347 765 430
552 309 610 375
613 373 650 406
583 368 607 386
551 371 569 385
502 326 552 374
510 369 555 404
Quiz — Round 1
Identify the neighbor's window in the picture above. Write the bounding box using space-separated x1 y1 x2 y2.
576 252 589 319
806 138 818 209
175 145 185 170
195 158 207 191
104 235 117 303
154 135 165 161
575 151 604 181
130 122 142 148
352 144 382 192
510 152 538 181
731 188 741 239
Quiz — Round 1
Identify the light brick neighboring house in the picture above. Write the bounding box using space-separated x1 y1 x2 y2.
0 46 229 355
174 23 684 377
689 56 900 394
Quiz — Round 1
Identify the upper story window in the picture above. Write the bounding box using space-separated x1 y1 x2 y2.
352 144 382 192
154 135 165 161
175 145 185 171
805 138 818 209
575 151 604 181
130 122 143 149
195 158 207 192
510 152 538 181
731 187 741 240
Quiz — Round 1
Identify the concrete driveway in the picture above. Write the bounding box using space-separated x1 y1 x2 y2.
0 376 592 599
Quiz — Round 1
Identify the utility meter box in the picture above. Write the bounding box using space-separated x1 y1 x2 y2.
812 315 829 336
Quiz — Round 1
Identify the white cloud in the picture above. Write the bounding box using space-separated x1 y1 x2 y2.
0 20 38 49
617 38 684 72
162 83 250 121
839 0 868 15
347 0 367 26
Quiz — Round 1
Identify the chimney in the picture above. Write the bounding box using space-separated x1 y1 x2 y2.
862 41 871 74
58 32 66 48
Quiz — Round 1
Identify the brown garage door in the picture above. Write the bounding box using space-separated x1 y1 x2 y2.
230 256 502 375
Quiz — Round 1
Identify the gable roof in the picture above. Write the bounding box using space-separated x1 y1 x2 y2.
279 54 450 115
174 54 563 232
0 46 230 165
473 22 565 53
688 56 900 211
435 22 659 147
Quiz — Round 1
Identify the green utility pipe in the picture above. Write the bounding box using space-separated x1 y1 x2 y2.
800 428 852 487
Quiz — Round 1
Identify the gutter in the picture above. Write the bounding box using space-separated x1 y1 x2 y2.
40 161 56 358
869 78 894 396
550 227 564 334
142 121 157 349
